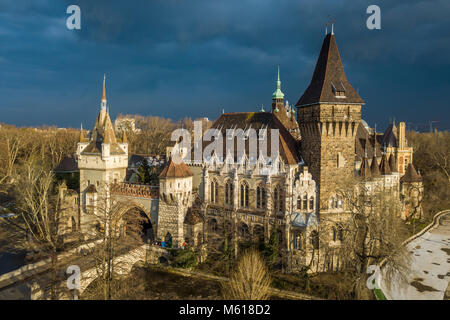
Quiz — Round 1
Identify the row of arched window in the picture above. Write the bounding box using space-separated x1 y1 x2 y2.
296 194 315 211
329 195 344 209
209 180 283 212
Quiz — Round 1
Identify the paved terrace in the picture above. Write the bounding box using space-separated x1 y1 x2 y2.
380 210 450 300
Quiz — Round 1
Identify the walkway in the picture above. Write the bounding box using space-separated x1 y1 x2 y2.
380 210 450 300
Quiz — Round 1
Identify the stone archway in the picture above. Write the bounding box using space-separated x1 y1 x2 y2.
119 204 155 244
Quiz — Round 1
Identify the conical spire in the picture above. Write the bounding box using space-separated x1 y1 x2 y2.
401 163 422 183
272 65 285 100
360 141 371 179
296 33 364 107
370 143 380 177
122 130 128 143
101 74 107 110
389 153 398 172
379 152 391 175
80 123 85 142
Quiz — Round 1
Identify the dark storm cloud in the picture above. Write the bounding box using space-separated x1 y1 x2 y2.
0 0 449 130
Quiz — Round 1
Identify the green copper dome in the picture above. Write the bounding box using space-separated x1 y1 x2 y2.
272 65 285 99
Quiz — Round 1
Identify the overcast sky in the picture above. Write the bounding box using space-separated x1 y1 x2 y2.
0 0 449 131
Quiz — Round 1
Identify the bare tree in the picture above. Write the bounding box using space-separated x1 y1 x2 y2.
12 155 66 299
328 178 410 299
221 249 271 300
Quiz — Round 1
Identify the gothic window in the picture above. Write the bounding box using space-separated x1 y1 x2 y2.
331 227 336 241
303 194 308 210
274 186 283 213
297 196 301 210
338 226 344 241
311 230 319 250
256 185 266 209
294 233 302 250
240 182 249 208
225 180 233 205
309 196 315 211
210 180 218 204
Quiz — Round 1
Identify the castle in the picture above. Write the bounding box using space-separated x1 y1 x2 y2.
57 31 424 272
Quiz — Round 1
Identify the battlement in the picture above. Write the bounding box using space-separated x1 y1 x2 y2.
110 182 159 199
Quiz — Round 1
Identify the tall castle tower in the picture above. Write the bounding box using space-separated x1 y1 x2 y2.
77 76 129 230
295 30 364 212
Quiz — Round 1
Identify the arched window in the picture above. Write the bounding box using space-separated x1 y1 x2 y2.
311 230 319 249
225 180 233 205
331 227 336 241
240 182 249 208
274 186 283 213
294 233 302 250
303 194 308 210
338 226 344 241
309 196 314 211
210 180 218 203
256 185 266 209
297 196 301 210
329 197 334 209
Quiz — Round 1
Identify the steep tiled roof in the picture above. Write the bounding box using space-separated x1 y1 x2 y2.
379 153 391 176
206 112 301 165
389 153 398 172
355 122 383 161
381 123 398 148
370 155 381 177
359 156 371 179
82 110 125 155
159 157 193 178
401 163 422 183
54 156 79 173
296 34 364 107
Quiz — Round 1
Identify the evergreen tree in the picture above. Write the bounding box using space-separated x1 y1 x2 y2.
137 159 151 184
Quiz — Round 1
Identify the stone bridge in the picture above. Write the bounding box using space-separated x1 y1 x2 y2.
0 242 170 300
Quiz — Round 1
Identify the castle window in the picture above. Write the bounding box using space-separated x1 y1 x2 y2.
256 185 266 209
210 180 218 204
332 227 337 241
274 186 283 213
303 194 308 210
225 180 233 205
309 196 314 211
338 226 344 242
294 233 302 250
240 182 249 208
297 196 301 210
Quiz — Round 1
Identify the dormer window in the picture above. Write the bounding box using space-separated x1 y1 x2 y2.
331 82 346 98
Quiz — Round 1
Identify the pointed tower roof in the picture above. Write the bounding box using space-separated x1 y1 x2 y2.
101 74 107 103
159 157 193 179
379 153 391 175
296 33 364 107
272 65 285 100
81 76 125 155
401 163 423 183
122 130 128 143
389 153 398 172
359 156 371 179
370 154 381 177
